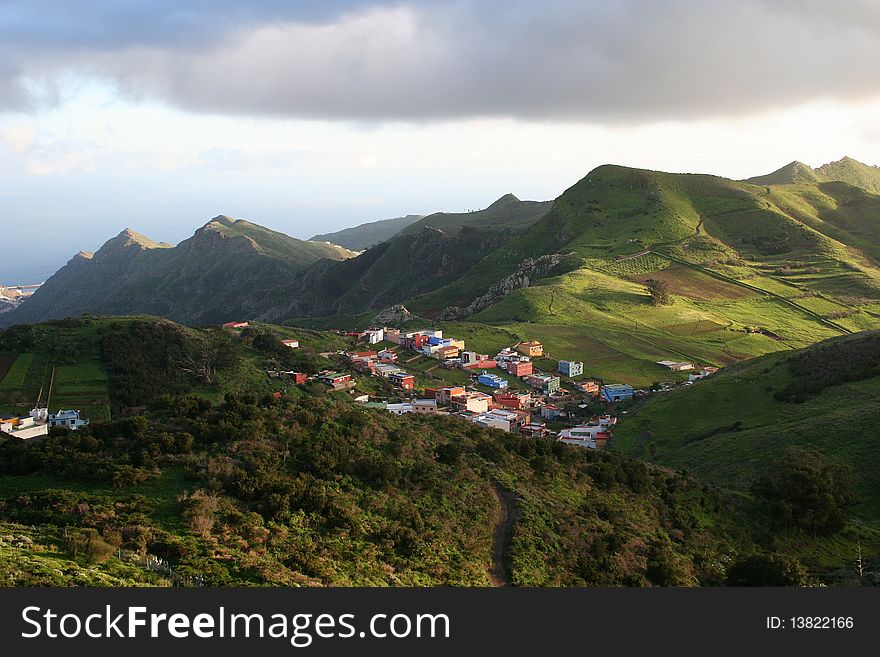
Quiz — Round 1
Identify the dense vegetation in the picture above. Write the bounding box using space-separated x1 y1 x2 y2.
0 389 766 587
1 318 878 585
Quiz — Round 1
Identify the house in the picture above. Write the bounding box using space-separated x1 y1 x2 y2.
494 390 531 410
352 394 370 403
389 372 415 389
384 328 402 344
601 384 633 402
363 328 385 344
558 360 583 377
557 423 611 449
437 345 460 360
315 371 352 386
406 333 430 350
470 409 529 433
462 358 497 370
281 339 299 349
501 360 533 377
48 409 89 430
351 358 377 374
515 341 544 357
1 408 49 440
222 321 249 329
541 404 565 420
430 386 466 405
412 399 438 414
282 371 309 384
520 422 553 438
595 415 617 428
526 374 561 395
478 372 508 389
451 391 491 414
577 380 600 396
689 366 720 382
375 363 403 378
378 349 398 363
657 360 694 372
386 403 413 415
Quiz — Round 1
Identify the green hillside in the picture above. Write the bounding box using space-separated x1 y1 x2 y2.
398 194 552 236
402 162 880 387
748 156 880 195
310 214 424 250
614 331 880 522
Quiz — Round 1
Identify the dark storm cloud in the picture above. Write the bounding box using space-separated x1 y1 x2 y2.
2 0 880 121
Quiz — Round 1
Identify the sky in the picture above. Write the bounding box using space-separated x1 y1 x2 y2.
2 0 880 282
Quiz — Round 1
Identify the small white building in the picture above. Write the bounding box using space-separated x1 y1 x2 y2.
363 328 385 344
281 339 300 349
386 403 414 415
48 409 89 430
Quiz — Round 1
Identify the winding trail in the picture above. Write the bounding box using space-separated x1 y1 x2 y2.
488 481 520 587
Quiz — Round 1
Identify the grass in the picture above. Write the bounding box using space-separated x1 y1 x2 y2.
613 345 880 523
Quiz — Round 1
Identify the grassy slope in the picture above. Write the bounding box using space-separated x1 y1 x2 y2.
613 333 880 522
399 164 880 387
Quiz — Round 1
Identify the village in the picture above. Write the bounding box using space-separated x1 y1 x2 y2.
244 321 722 451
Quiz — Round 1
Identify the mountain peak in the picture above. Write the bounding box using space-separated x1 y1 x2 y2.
745 160 820 186
489 193 521 207
208 215 238 227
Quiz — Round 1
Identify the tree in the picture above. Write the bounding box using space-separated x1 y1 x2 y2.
751 447 857 536
645 278 671 306
726 553 812 587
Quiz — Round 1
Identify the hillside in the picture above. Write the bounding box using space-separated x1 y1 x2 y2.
309 214 424 250
614 331 880 523
747 156 880 194
395 161 880 387
2 217 355 327
257 225 521 322
398 194 552 236
2 317 877 585
0 317 762 587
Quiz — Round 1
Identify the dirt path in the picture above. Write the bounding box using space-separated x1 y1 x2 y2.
488 481 520 587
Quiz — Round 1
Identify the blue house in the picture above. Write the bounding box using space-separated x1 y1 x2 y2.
478 372 509 389
558 360 584 377
601 384 633 403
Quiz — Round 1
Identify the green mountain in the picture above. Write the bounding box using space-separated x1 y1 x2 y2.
1 216 355 327
398 194 552 236
393 161 880 387
614 330 880 524
259 224 521 322
309 214 424 250
747 156 880 194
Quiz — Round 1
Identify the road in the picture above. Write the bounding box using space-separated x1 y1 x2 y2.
488 481 520 587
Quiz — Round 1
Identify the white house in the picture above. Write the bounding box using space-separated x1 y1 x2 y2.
363 328 385 344
281 339 300 349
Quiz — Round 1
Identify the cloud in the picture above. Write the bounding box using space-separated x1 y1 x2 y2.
2 0 880 122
